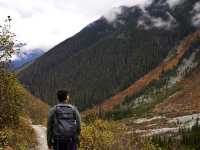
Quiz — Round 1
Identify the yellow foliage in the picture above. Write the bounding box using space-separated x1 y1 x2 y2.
80 119 116 150
0 70 25 129
0 16 39 150
0 117 37 150
23 90 49 125
0 70 42 149
143 141 161 150
80 119 162 150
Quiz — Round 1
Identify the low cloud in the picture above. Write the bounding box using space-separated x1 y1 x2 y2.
103 0 153 23
193 2 200 12
104 7 123 23
191 2 200 27
137 10 177 30
152 12 177 29
166 0 185 9
193 14 200 27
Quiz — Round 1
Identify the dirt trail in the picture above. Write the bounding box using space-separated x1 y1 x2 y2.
32 125 48 150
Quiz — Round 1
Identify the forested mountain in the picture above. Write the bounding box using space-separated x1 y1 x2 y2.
90 28 200 119
18 0 200 111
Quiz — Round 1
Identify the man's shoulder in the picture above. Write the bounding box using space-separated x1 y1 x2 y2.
67 104 75 109
48 106 56 114
69 104 79 111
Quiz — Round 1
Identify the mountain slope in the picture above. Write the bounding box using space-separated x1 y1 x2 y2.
153 61 200 117
83 29 200 116
18 0 199 111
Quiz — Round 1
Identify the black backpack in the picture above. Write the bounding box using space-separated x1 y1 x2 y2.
53 104 77 140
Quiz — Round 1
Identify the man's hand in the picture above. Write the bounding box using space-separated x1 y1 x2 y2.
75 136 80 147
48 146 53 150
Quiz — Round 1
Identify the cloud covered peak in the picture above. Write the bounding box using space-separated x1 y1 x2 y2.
103 7 123 23
103 0 154 23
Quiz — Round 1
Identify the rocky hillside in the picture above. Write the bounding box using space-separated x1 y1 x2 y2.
18 0 200 112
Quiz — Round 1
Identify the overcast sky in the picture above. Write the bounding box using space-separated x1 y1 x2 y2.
0 0 150 57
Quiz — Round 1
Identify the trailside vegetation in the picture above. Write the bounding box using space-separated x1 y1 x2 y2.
80 118 159 150
0 16 43 150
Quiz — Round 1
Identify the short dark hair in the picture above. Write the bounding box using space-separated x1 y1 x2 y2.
57 90 68 102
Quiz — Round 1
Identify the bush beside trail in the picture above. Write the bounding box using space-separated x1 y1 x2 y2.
0 17 48 150
0 70 39 149
80 119 158 150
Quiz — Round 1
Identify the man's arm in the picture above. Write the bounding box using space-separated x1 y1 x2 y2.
47 107 55 148
73 106 81 135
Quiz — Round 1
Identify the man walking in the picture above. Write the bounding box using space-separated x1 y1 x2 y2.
47 90 81 150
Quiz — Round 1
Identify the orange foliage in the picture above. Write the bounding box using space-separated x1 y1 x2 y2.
23 89 49 125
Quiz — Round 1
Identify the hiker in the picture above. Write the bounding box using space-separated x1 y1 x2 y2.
47 90 81 150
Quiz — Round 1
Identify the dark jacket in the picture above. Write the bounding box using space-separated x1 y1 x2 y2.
47 103 81 147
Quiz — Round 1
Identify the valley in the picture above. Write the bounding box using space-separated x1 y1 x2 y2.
1 0 200 149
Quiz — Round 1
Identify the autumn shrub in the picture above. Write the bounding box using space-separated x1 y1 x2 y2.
0 70 25 129
23 90 49 125
0 70 47 149
80 119 160 150
0 117 37 150
80 119 116 150
0 16 38 150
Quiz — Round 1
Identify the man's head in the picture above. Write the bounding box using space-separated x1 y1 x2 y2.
57 90 70 103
